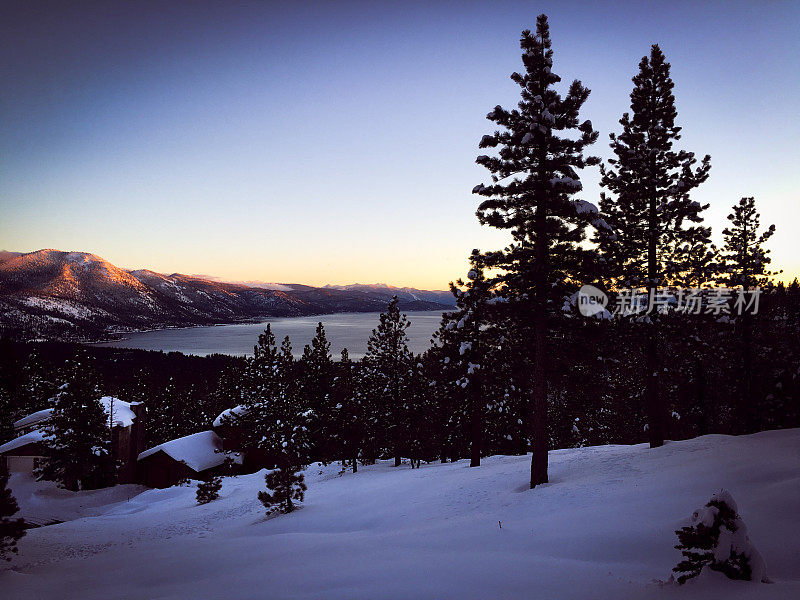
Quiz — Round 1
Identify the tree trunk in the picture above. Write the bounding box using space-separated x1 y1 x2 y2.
469 377 483 467
530 180 549 487
645 328 663 447
530 310 549 487
695 362 708 437
283 469 293 513
645 183 664 448
737 313 755 434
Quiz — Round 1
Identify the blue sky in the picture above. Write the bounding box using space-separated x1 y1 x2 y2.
1 1 798 288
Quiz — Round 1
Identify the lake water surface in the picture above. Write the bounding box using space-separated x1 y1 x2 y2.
93 311 445 358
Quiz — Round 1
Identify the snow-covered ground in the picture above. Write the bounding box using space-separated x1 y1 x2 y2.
2 429 799 599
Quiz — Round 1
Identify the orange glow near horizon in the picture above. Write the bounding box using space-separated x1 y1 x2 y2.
5 243 798 291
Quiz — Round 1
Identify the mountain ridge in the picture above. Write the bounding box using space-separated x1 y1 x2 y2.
0 249 455 341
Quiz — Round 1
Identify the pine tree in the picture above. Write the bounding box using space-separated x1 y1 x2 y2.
473 15 603 486
427 321 464 463
721 197 776 289
673 490 766 584
0 463 25 561
721 197 777 434
332 348 361 472
146 377 182 446
449 250 494 467
258 464 307 515
354 355 382 465
597 44 711 448
255 335 311 515
36 357 115 491
405 356 436 468
238 325 283 450
673 228 719 290
363 297 413 467
300 323 335 462
19 349 56 416
196 473 222 505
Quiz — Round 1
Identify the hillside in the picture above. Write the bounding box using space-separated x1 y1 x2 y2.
0 250 454 340
3 429 799 599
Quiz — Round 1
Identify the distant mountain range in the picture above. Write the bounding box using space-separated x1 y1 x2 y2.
0 250 455 341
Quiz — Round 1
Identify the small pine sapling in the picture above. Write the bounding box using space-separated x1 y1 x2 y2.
196 473 223 505
258 464 307 515
673 489 767 584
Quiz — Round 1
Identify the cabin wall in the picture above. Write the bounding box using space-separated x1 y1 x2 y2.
4 455 39 473
137 452 197 488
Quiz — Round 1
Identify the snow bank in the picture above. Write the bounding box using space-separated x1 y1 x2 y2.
6 471 146 526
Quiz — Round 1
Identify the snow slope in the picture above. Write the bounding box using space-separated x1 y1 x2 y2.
2 429 799 599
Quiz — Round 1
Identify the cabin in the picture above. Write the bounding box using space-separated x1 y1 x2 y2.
1 398 269 490
0 430 47 473
0 397 147 483
136 430 241 488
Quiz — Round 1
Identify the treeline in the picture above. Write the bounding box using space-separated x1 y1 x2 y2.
3 280 798 472
0 339 241 448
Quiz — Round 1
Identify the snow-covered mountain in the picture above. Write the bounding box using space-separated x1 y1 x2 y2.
0 249 452 340
325 283 456 307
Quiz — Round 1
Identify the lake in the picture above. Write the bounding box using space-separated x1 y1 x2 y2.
92 311 446 359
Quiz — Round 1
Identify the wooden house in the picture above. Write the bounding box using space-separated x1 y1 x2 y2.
136 430 241 488
0 397 146 484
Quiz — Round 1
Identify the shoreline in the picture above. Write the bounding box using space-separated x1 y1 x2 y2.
84 309 447 357
85 308 449 347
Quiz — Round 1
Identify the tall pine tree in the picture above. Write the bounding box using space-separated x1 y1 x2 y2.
300 323 335 462
237 325 283 451
449 250 494 467
363 297 413 467
332 348 362 472
721 196 776 433
257 336 310 514
473 15 603 486
597 44 711 448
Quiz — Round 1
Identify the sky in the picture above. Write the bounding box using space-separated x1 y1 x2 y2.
1 1 798 290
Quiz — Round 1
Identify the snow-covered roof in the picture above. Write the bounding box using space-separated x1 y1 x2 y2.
137 430 235 472
12 397 137 432
0 430 46 455
13 408 53 431
212 405 248 428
